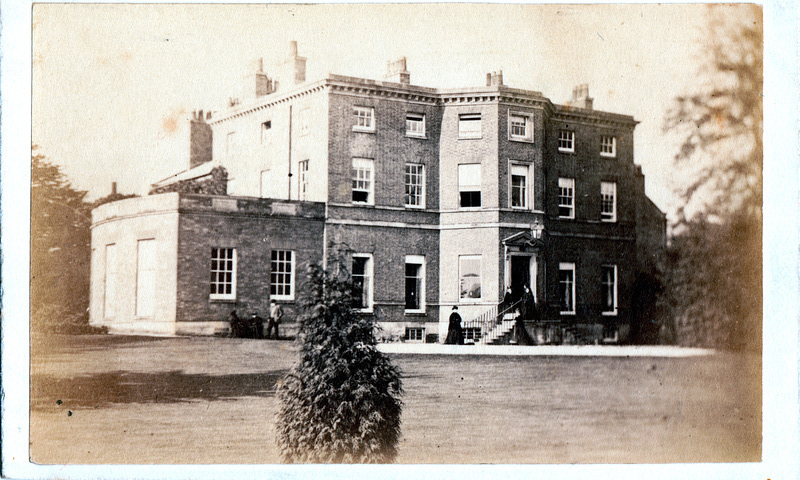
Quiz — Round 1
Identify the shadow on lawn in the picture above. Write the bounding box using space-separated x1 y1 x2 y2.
31 370 288 410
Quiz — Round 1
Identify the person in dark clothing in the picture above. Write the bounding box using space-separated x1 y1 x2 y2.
514 315 534 345
522 284 536 321
498 286 514 324
503 286 514 311
515 285 535 345
229 310 243 338
444 306 464 345
250 312 265 339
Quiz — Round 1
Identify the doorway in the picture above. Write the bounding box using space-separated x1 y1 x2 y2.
510 255 531 302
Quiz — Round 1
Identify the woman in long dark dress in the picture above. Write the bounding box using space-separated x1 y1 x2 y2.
515 285 535 345
444 306 464 345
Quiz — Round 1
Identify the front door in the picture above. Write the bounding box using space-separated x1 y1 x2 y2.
510 255 530 302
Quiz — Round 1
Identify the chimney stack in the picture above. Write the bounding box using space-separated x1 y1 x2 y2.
255 57 276 97
486 70 504 86
569 84 593 110
190 110 213 169
285 41 306 86
111 182 117 195
384 57 410 84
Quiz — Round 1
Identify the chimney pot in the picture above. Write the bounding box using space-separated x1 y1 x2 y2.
285 41 306 85
487 70 504 86
384 57 410 84
570 84 593 110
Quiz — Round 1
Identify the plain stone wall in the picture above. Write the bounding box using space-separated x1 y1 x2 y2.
89 194 180 335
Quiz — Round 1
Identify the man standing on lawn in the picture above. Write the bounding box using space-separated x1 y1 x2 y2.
267 300 283 340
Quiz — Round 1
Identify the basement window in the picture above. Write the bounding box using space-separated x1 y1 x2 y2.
405 327 425 342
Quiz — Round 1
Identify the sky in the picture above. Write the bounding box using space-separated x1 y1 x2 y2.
9 4 800 478
32 3 745 220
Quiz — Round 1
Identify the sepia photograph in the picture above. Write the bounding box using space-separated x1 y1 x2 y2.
3 1 797 478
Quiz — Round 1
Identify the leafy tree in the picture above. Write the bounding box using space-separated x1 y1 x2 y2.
661 6 762 351
664 5 762 220
30 145 93 332
276 260 403 463
662 214 761 350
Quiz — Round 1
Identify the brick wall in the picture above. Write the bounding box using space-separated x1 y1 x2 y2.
327 89 441 209
175 195 325 327
498 103 546 211
326 222 440 325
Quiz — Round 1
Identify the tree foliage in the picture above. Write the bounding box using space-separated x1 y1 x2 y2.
276 260 403 463
30 146 136 333
31 145 93 332
661 214 762 350
661 6 762 351
664 5 762 221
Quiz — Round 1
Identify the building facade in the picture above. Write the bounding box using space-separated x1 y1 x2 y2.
90 43 665 343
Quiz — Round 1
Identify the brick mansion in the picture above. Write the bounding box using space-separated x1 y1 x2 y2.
89 42 665 343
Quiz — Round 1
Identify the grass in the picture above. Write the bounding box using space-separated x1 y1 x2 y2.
30 334 760 464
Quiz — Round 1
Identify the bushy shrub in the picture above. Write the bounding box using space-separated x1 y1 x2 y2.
276 262 403 463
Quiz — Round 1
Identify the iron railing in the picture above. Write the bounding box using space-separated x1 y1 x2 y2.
461 299 522 344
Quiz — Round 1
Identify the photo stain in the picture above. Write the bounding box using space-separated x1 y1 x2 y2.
67 411 72 417
56 399 62 405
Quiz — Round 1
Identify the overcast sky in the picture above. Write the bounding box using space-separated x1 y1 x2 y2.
32 3 746 219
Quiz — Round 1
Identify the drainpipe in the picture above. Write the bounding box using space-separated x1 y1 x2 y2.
322 203 329 270
287 105 293 200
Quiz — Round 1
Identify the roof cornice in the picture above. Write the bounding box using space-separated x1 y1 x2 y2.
209 74 638 126
210 80 328 124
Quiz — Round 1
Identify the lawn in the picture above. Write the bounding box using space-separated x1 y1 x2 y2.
29 334 760 464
